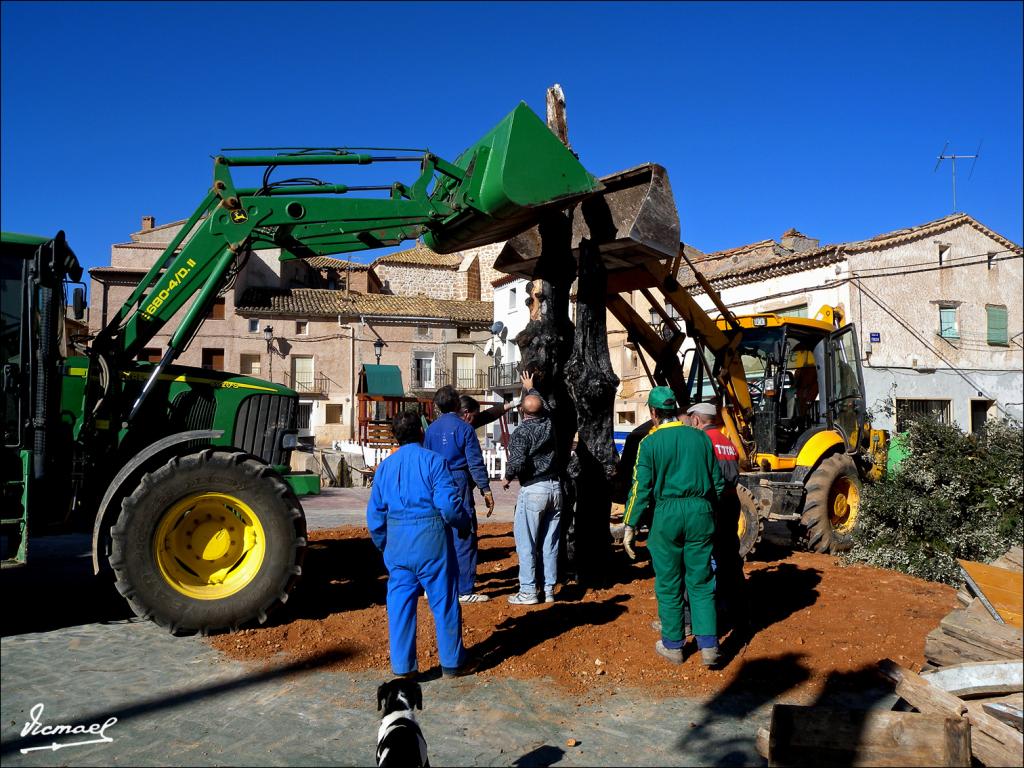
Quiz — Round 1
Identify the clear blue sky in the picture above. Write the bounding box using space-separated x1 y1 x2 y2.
2 1 1021 277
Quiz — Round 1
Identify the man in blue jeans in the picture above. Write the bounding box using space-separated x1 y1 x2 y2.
424 385 495 603
502 393 561 605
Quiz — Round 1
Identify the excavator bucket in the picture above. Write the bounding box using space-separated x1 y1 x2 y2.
493 163 681 280
423 102 602 253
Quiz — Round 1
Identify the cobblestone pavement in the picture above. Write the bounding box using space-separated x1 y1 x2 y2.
3 490 883 766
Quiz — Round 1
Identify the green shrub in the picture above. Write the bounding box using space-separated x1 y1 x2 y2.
846 414 1023 584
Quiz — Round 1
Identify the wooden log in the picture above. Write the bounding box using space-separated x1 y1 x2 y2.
921 660 1024 698
879 659 1023 767
766 704 970 767
940 608 1024 660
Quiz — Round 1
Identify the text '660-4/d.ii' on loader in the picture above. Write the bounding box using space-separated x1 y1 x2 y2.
1 102 599 634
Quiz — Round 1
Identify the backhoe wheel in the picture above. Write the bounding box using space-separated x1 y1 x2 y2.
801 453 862 554
109 450 306 635
736 485 764 559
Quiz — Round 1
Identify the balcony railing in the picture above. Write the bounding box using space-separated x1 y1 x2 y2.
487 362 520 388
283 373 332 397
409 368 488 392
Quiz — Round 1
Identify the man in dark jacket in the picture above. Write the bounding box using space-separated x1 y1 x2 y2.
424 385 495 603
501 393 561 605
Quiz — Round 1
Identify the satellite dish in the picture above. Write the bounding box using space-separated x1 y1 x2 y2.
490 321 505 336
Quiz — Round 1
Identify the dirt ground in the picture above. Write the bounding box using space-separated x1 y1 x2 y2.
210 523 956 700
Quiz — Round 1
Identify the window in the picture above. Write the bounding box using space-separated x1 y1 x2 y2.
201 348 224 371
248 319 260 333
938 243 951 265
987 305 1008 346
456 327 471 340
139 348 162 363
297 402 312 431
508 286 518 311
774 304 808 318
453 353 476 390
291 356 314 390
938 306 959 339
209 297 225 320
295 320 308 336
617 410 637 427
325 404 344 424
895 399 952 432
413 352 435 388
239 353 261 376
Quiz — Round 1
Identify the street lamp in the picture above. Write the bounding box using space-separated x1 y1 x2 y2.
264 325 274 382
373 337 384 365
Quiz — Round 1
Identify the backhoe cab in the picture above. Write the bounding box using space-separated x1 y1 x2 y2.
1 102 597 634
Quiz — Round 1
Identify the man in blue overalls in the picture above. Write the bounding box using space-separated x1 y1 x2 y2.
367 410 477 678
424 385 495 603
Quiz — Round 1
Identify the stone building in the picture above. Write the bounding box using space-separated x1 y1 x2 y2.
89 217 496 446
613 214 1023 435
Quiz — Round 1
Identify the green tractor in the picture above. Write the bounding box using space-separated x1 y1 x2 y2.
1 102 598 634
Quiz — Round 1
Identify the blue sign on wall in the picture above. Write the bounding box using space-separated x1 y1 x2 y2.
870 332 881 343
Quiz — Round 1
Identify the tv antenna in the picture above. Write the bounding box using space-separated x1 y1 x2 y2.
933 140 982 213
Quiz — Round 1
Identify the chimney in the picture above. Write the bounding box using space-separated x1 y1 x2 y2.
780 228 818 252
141 215 156 231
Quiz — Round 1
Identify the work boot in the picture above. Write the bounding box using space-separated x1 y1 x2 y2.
700 647 721 668
651 619 692 637
655 640 683 665
443 654 482 678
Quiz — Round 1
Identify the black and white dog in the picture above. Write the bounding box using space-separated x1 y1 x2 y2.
376 678 429 768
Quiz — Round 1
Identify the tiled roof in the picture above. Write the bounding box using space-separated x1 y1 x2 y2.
491 272 525 289
302 256 372 271
235 287 492 325
372 245 463 269
679 214 1022 292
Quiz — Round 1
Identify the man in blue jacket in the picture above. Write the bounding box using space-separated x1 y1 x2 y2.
366 410 476 678
424 385 495 603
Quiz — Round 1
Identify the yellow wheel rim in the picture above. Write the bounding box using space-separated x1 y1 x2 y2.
829 477 860 535
153 492 265 600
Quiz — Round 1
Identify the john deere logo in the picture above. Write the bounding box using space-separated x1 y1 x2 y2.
230 209 248 223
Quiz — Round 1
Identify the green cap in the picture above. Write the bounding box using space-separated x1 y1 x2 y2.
648 386 677 410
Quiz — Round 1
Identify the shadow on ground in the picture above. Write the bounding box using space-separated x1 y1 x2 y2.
1 534 134 636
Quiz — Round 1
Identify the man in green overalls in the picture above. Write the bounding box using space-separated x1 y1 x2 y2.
622 387 725 667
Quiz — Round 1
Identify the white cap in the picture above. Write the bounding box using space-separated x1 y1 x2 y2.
686 402 717 416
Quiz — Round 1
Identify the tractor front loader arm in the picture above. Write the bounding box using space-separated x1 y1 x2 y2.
86 102 600 427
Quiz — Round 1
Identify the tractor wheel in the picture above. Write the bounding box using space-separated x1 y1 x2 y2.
736 485 764 559
109 449 306 635
801 453 862 554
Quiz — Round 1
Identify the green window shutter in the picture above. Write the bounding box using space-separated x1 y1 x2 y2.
987 306 1008 345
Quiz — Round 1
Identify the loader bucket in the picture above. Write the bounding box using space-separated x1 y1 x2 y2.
493 163 681 280
423 102 601 253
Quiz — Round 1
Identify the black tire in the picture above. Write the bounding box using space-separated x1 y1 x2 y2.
736 485 764 559
109 449 306 635
801 453 862 554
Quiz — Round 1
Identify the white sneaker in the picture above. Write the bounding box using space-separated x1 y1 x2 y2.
508 592 540 606
458 593 490 603
544 591 555 603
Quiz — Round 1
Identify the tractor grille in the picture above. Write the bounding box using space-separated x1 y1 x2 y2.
171 390 216 432
234 394 296 466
